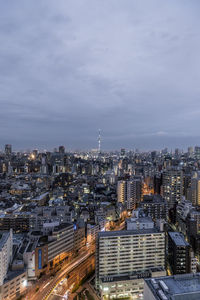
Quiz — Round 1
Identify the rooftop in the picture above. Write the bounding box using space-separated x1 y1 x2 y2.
168 232 189 247
53 222 73 232
98 228 162 238
145 273 200 300
126 216 153 224
4 269 26 283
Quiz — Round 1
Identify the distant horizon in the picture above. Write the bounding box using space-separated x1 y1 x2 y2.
1 141 200 153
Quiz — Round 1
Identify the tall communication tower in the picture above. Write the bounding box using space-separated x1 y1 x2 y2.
98 129 101 153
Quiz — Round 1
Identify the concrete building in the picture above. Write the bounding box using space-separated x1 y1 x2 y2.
4 145 12 157
162 167 183 208
96 225 166 299
74 226 86 253
0 270 27 300
190 174 200 207
168 232 190 275
87 224 99 244
140 195 168 221
0 230 13 285
144 273 200 300
117 180 126 204
117 178 143 210
126 209 154 231
48 223 74 264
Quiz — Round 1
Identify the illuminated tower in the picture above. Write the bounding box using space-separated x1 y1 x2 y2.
98 129 101 153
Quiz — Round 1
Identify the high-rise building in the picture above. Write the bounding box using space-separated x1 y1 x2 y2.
5 144 12 157
117 180 126 204
127 178 143 210
117 177 143 210
162 167 183 208
168 232 190 275
190 174 200 207
95 216 166 299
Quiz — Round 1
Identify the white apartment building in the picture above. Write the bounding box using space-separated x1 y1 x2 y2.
0 230 13 286
0 270 27 300
96 226 165 299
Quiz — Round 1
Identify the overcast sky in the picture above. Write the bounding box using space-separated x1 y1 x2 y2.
0 0 200 151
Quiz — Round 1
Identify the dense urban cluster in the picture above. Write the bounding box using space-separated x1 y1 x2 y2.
1 145 200 299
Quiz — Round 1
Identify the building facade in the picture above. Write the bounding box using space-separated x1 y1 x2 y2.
96 227 165 299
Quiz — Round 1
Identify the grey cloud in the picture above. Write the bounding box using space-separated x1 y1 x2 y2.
0 0 200 150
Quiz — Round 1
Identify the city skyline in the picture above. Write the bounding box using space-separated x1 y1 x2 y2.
1 0 200 149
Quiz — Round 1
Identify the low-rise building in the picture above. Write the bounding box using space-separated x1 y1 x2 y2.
144 273 200 300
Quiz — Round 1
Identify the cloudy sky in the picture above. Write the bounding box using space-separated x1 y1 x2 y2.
0 0 200 151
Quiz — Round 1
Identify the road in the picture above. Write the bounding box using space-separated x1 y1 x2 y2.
24 249 94 300
115 221 125 231
47 252 95 300
42 252 94 300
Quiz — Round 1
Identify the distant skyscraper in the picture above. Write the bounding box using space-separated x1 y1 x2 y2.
195 146 200 160
5 144 12 157
98 129 101 153
188 146 194 157
121 148 126 156
59 145 65 154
